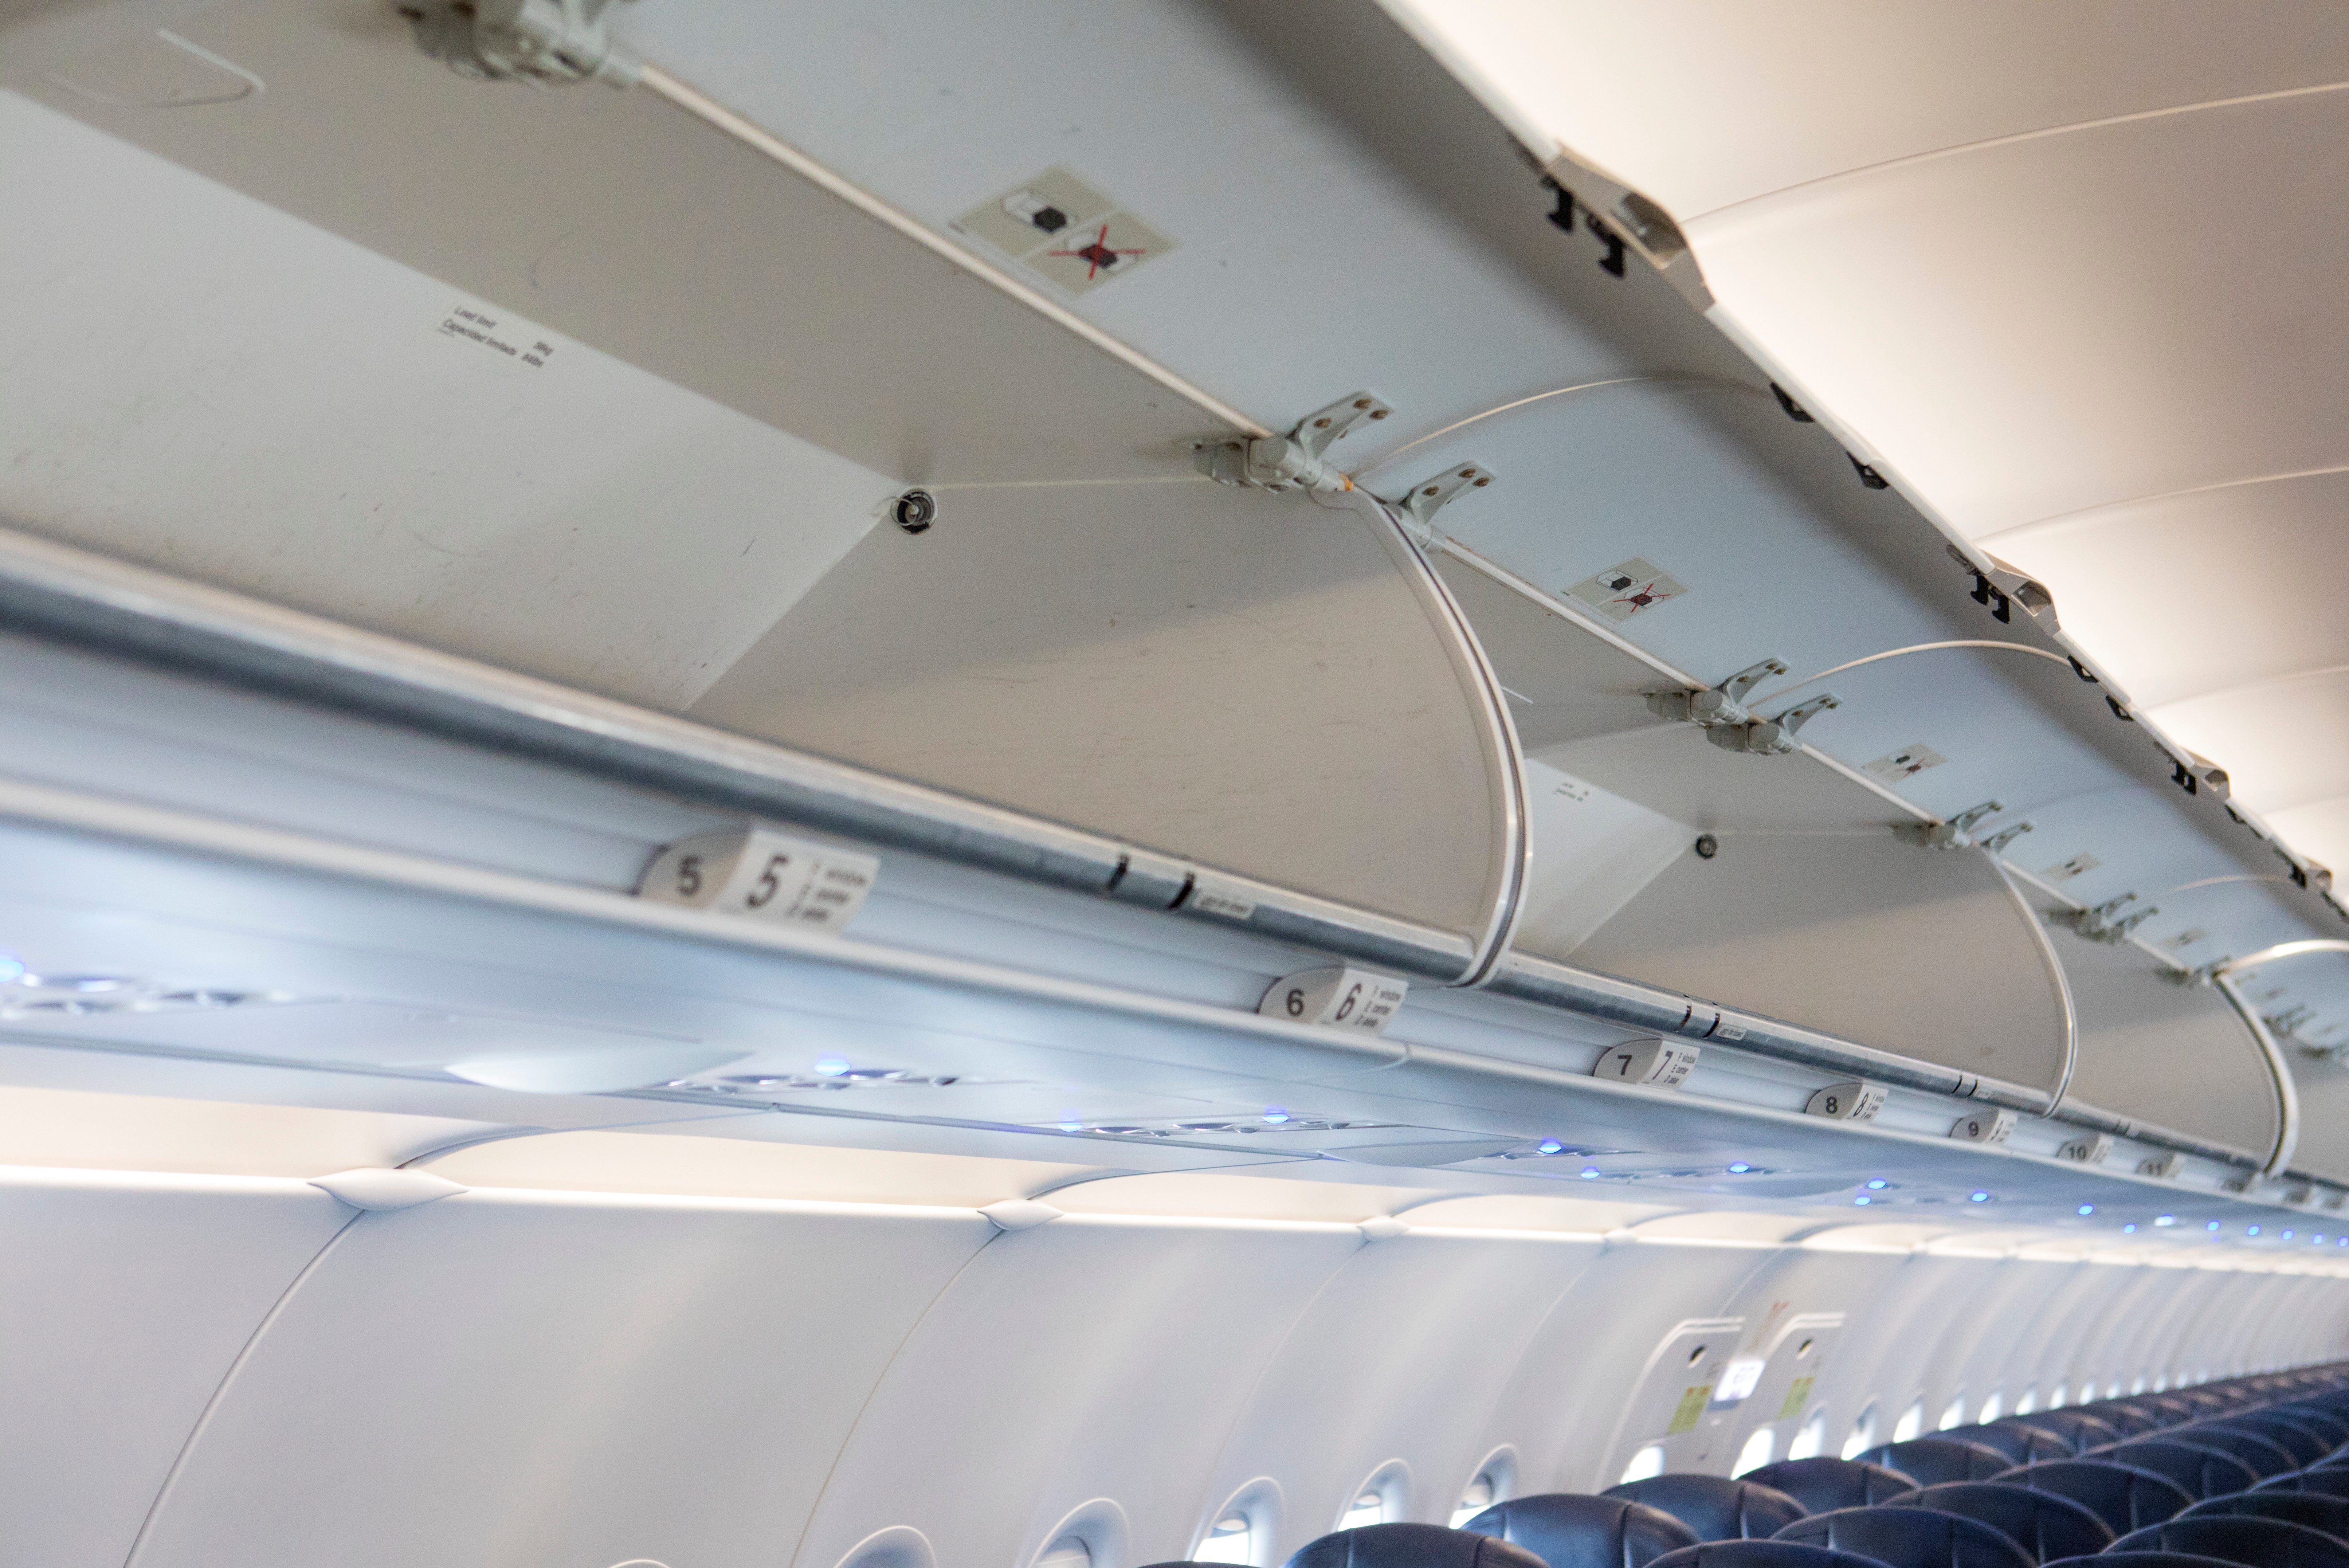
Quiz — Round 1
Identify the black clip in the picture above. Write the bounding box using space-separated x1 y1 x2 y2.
1584 211 1627 276
1968 572 2011 623
2068 656 2097 683
2106 694 2133 722
2174 761 2198 795
2293 864 2312 889
1770 383 1815 423
1847 453 1888 490
1544 179 1575 235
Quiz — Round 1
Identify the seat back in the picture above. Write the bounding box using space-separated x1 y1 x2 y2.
1989 1461 2194 1534
2263 1473 2349 1500
2086 1404 2175 1439
2215 1416 2335 1469
1771 1505 2036 1568
2007 1412 2125 1455
1284 1523 1550 1568
2182 1491 2349 1536
1946 1426 2073 1465
1606 1477 1808 1542
1646 1542 1902 1568
2095 1440 2264 1500
1856 1440 2015 1487
2110 1516 2349 1568
1742 1460 1920 1515
1885 1482 2115 1563
2269 1406 2349 1447
1462 1494 1700 1568
2039 1554 2270 1568
2172 1426 2302 1479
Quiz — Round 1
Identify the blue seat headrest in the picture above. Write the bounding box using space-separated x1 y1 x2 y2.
2090 1442 2264 1500
1605 1477 1808 1541
1462 1493 1699 1568
2003 1413 2122 1455
2183 1492 2349 1533
1854 1442 2014 1488
2166 1426 2299 1479
1739 1461 1918 1515
2258 1471 2349 1500
1883 1481 2114 1563
1646 1540 1896 1568
1771 1505 2035 1568
2037 1554 2252 1568
2111 1517 2349 1568
1284 1523 1549 1568
1988 1460 2192 1534
1940 1426 2069 1466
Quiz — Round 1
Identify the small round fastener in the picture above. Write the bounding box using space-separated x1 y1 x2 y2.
891 488 938 533
1694 833 1719 860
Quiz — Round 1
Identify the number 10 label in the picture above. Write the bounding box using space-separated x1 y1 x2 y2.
637 828 879 932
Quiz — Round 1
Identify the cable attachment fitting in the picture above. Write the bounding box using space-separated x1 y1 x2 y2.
1390 463 1498 544
2162 959 2230 989
404 0 641 85
1711 693 1839 756
2056 892 2159 944
1894 799 2005 851
1978 821 2034 855
1646 658 1783 728
1194 390 1390 497
1944 544 2059 631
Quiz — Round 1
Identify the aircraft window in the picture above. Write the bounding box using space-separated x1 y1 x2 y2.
1450 1454 1514 1528
1940 1393 1967 1431
1892 1399 1924 1443
1340 1494 1385 1530
2049 1382 2068 1407
1979 1390 2003 1422
1341 1463 1408 1532
1733 1426 1777 1473
1035 1537 1091 1568
1195 1515 1254 1565
1789 1407 1830 1460
1620 1443 1669 1483
2015 1385 2039 1415
1840 1404 1879 1460
2132 1375 2148 1394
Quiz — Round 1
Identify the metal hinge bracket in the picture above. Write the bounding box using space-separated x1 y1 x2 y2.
1194 390 1391 497
404 0 641 86
1895 799 2005 851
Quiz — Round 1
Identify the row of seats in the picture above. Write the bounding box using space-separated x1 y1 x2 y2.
1173 1364 2349 1568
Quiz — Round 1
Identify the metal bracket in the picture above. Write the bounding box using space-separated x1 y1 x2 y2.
1709 693 1840 757
1392 462 1498 544
2163 959 2230 989
1539 152 1714 311
1945 544 2060 631
1646 658 1784 728
1979 821 2034 855
404 0 641 86
1193 390 1391 498
1895 799 2005 851
2060 893 2160 944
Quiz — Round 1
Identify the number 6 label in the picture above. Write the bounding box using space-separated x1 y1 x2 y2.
637 828 879 932
1258 966 1408 1034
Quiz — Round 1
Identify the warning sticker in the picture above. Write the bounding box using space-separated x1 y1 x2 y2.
1667 1384 1714 1435
953 167 1176 295
2042 852 2101 884
1864 743 1946 783
1778 1375 1816 1421
1565 557 1687 623
437 303 554 370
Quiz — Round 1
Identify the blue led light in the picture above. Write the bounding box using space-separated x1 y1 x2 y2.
1537 1139 1564 1155
1727 1162 1752 1174
1969 1191 1991 1203
2155 1215 2177 1227
1058 1112 1084 1132
2123 1224 2138 1233
813 1056 850 1076
1866 1179 1888 1190
0 953 22 984
1261 1109 1290 1125
2284 1230 2297 1239
1580 1166 1602 1180
1854 1195 1871 1206
2078 1204 2095 1216
2249 1225 2262 1236
2318 1235 2330 1245
2208 1221 2222 1232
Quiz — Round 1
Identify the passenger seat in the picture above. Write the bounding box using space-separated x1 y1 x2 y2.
1856 1441 2015 1487
1881 1481 2114 1562
1990 1460 2193 1533
1771 1506 2035 1568
1459 1493 1700 1568
1283 1522 1550 1568
1740 1460 1918 1515
1605 1476 1808 1541
2108 1516 2349 1568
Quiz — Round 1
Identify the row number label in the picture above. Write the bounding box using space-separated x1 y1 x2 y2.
637 828 878 933
1259 965 1407 1034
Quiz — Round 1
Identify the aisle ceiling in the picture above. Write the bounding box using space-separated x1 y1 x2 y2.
1395 0 2349 1031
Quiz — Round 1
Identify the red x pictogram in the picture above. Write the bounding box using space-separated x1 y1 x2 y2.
1047 222 1146 279
1607 579 1669 615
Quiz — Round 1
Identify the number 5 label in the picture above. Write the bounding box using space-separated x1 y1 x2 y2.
637 828 879 932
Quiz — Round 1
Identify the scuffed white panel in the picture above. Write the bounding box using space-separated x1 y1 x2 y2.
1514 759 1689 957
694 485 1503 932
1572 835 2068 1091
0 90 888 710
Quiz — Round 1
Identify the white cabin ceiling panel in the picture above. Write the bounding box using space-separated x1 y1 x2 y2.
1569 834 2067 1091
1384 1 2349 222
2050 926 2282 1179
691 483 1503 932
1683 90 2349 534
7 0 1232 483
0 92 891 712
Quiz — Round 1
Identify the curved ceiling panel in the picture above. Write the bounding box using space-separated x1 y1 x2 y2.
2048 912 2279 1160
2287 1055 2349 1183
1381 0 2349 220
1565 835 2067 1090
1984 468 2349 709
690 485 1507 932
